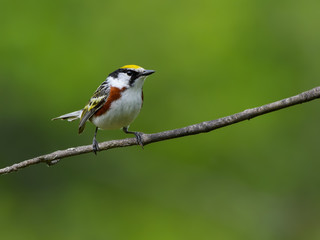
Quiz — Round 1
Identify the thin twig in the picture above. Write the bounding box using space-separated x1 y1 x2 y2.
1 86 320 175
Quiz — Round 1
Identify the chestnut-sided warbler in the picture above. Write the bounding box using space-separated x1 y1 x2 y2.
53 65 155 154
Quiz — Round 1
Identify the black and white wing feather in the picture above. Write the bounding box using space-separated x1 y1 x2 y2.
78 81 110 133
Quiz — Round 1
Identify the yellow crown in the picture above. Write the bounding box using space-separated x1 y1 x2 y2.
120 65 142 70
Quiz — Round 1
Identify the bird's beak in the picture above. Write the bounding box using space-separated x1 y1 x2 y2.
142 69 155 76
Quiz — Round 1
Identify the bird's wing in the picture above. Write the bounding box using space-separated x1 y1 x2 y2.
78 82 109 134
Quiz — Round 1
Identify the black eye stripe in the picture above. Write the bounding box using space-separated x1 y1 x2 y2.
108 69 140 85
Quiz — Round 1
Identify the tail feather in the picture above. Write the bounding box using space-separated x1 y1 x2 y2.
52 110 82 122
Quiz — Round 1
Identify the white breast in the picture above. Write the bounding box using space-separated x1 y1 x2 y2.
91 87 143 130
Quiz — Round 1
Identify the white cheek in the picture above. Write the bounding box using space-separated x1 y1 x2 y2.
108 74 129 88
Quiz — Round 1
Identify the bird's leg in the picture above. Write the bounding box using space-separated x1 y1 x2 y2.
92 127 100 154
123 126 144 148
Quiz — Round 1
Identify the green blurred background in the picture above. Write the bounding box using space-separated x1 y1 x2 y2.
1 0 320 239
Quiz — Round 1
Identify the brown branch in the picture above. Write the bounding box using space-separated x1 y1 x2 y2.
1 86 320 175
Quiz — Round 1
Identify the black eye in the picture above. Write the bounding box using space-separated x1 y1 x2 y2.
127 70 133 76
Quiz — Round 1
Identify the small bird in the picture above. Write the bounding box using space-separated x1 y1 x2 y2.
52 65 155 154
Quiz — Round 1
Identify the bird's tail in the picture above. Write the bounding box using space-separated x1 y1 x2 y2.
52 110 83 122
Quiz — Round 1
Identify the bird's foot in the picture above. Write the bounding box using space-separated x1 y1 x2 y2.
92 138 100 155
123 127 144 149
133 131 144 149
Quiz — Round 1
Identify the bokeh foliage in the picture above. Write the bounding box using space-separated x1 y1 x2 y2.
1 0 320 239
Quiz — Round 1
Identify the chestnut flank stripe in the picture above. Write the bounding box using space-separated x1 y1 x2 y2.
94 87 127 116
